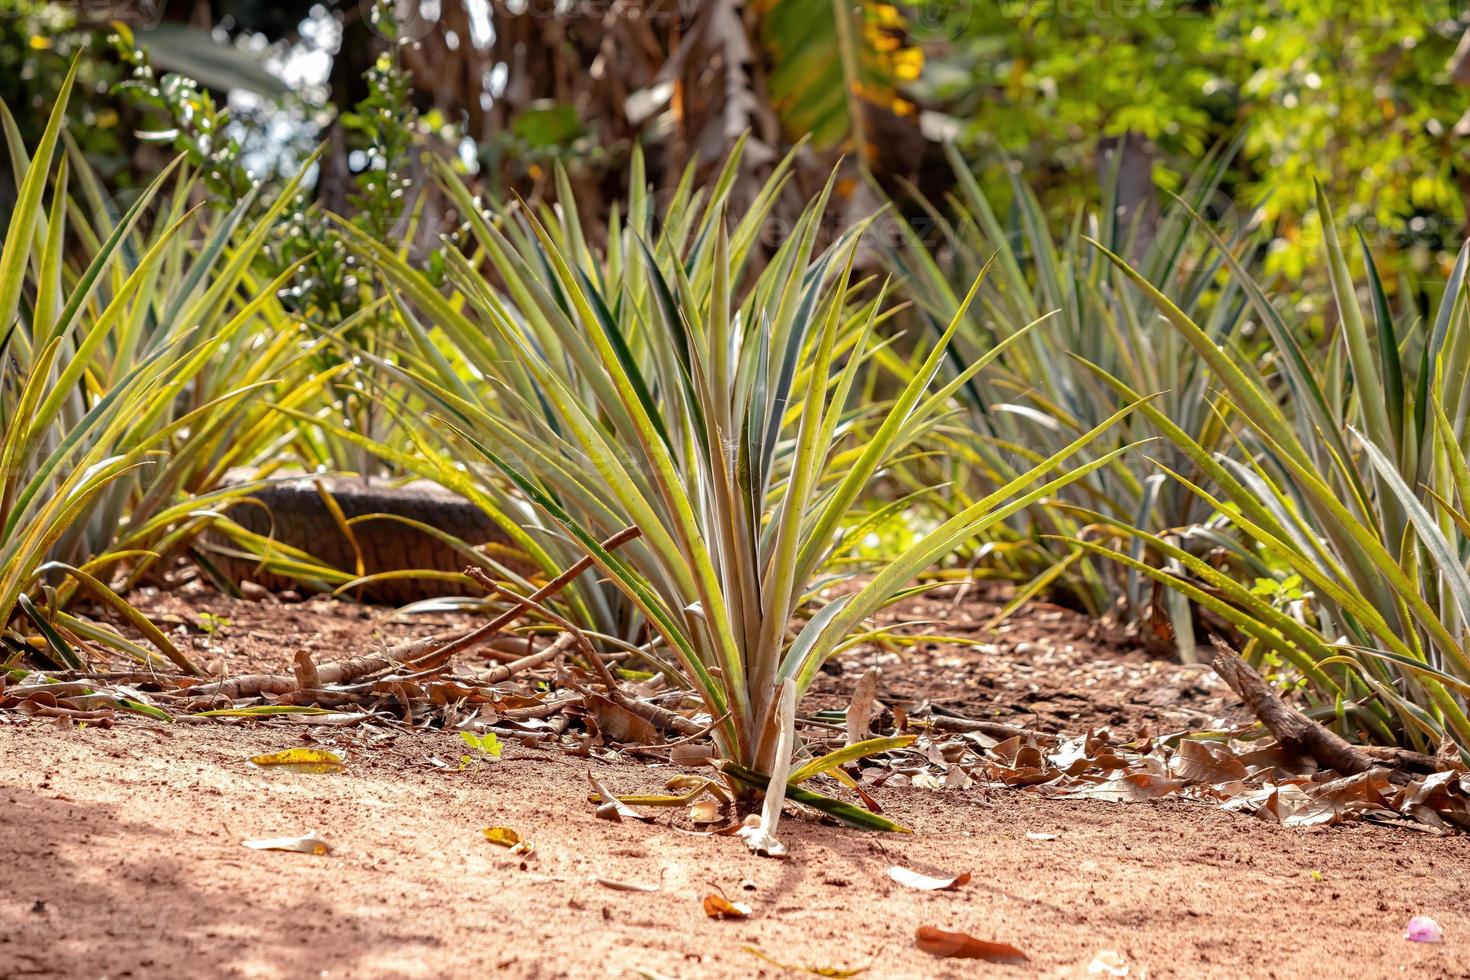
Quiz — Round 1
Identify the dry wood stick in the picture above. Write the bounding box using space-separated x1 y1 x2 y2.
435 525 641 662
481 631 578 683
465 566 620 691
1209 635 1374 775
170 527 641 703
925 715 1057 744
466 568 707 738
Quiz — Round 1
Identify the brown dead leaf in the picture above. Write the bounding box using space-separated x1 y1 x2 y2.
426 681 497 704
915 926 1028 963
1390 770 1470 830
1311 768 1394 806
846 668 880 745
991 735 1046 770
1173 739 1247 785
887 866 971 891
489 692 547 711
703 894 753 919
1282 798 1343 828
1281 768 1399 827
1435 737 1464 771
1062 772 1186 802
585 693 659 744
991 765 1055 788
1238 743 1316 778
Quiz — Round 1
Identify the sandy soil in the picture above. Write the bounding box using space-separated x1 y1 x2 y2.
4 589 1468 979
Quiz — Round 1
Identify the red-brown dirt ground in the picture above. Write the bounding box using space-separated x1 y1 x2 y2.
3 587 1467 979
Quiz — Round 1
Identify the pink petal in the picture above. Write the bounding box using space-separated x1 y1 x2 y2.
1405 916 1443 943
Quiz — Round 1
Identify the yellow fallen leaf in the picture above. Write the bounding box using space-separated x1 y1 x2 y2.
702 894 753 919
242 830 331 856
743 945 869 977
483 826 534 854
248 748 344 773
482 826 522 847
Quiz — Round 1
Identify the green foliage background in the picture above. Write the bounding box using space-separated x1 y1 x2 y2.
916 0 1470 273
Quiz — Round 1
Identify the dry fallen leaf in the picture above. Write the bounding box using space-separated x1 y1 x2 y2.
910 771 945 791
887 866 971 891
689 799 723 824
1062 772 1186 803
587 770 655 823
1088 948 1130 976
703 894 753 919
248 748 344 773
585 693 659 744
482 826 522 847
242 830 331 855
1173 739 1248 785
743 945 869 977
591 875 659 892
846 667 881 745
915 926 1028 964
481 826 532 855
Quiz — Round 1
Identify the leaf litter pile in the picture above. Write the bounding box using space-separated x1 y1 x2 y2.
5 558 1470 858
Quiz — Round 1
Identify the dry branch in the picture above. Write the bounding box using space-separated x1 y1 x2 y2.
1208 636 1374 775
481 632 578 683
465 566 620 691
926 714 1057 744
167 527 642 707
432 525 641 663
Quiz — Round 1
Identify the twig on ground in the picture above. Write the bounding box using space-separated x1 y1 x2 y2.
465 566 620 691
925 714 1057 744
1359 745 1443 775
433 526 641 663
172 649 441 703
482 632 579 683
1208 636 1374 776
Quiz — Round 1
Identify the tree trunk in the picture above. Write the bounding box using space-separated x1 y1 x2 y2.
1099 130 1159 259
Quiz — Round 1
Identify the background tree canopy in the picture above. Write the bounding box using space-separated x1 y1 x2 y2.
918 0 1470 276
3 0 1468 275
